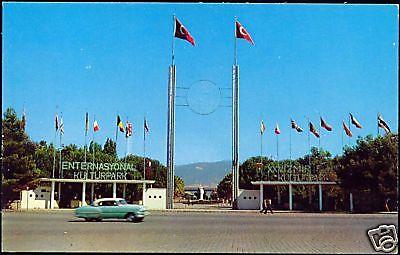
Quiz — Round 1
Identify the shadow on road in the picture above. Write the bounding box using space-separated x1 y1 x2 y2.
68 219 143 223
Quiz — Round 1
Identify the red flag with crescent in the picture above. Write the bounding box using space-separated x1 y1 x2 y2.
174 17 195 46
235 20 254 45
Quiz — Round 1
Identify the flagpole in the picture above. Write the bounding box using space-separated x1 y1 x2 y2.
115 112 118 143
52 108 58 179
93 115 96 166
289 120 292 160
84 112 87 163
234 16 238 66
172 14 176 66
307 117 311 168
341 121 344 152
59 113 63 178
143 117 146 181
348 115 351 145
58 113 63 204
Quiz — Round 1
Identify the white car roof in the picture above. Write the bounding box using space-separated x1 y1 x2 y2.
93 198 125 204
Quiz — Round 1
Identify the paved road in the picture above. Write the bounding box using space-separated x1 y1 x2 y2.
2 210 398 253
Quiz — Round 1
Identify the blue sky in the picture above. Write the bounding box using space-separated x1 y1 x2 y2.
2 3 398 165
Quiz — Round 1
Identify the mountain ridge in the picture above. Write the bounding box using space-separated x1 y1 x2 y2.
175 160 231 187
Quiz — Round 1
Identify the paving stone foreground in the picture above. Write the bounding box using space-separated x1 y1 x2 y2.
2 210 398 253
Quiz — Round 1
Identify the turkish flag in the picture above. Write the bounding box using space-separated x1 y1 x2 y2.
174 18 195 46
235 21 254 45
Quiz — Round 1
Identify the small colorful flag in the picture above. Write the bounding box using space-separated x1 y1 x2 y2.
343 121 352 137
235 20 254 45
274 123 281 135
55 114 59 131
174 17 195 46
320 117 332 131
378 115 391 134
144 118 149 133
349 113 362 129
117 115 124 133
309 122 320 138
260 120 266 134
60 117 64 135
85 112 89 135
126 122 133 138
291 119 303 132
93 120 99 132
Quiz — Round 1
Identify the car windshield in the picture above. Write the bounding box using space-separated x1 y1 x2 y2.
119 199 127 205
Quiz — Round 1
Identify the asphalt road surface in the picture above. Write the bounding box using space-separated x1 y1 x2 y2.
2 210 398 253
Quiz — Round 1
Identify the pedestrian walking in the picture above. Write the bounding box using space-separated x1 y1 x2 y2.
260 198 274 214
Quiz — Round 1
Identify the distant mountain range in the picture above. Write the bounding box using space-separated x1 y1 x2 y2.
175 160 231 188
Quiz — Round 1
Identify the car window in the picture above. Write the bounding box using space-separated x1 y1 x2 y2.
119 199 127 205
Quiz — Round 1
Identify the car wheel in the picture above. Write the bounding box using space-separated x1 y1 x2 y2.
126 213 135 222
94 217 102 222
84 218 91 221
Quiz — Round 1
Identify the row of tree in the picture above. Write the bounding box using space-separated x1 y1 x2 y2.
2 108 184 208
217 134 398 212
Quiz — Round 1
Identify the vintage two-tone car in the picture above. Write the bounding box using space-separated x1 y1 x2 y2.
75 198 148 222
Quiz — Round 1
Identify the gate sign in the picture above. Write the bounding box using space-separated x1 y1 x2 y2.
61 161 141 180
264 163 333 182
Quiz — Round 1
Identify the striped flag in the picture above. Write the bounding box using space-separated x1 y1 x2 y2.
320 117 332 131
117 115 124 132
60 117 64 135
349 113 362 129
126 122 133 138
309 122 320 138
343 121 352 137
291 118 303 132
260 120 266 134
378 115 391 134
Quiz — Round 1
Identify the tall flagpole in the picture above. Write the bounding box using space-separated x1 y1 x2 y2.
307 117 311 168
341 121 344 152
58 113 63 204
52 108 58 179
93 115 96 166
167 14 176 209
231 16 240 209
318 117 321 151
143 117 146 180
84 112 88 163
289 120 292 160
172 14 176 66
348 115 351 145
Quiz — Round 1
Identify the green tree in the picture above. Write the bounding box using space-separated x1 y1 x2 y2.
174 176 185 197
336 134 398 212
2 108 40 208
103 138 117 158
217 173 232 200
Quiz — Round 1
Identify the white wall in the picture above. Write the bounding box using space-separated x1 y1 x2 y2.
237 189 260 210
20 186 58 209
143 188 166 210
